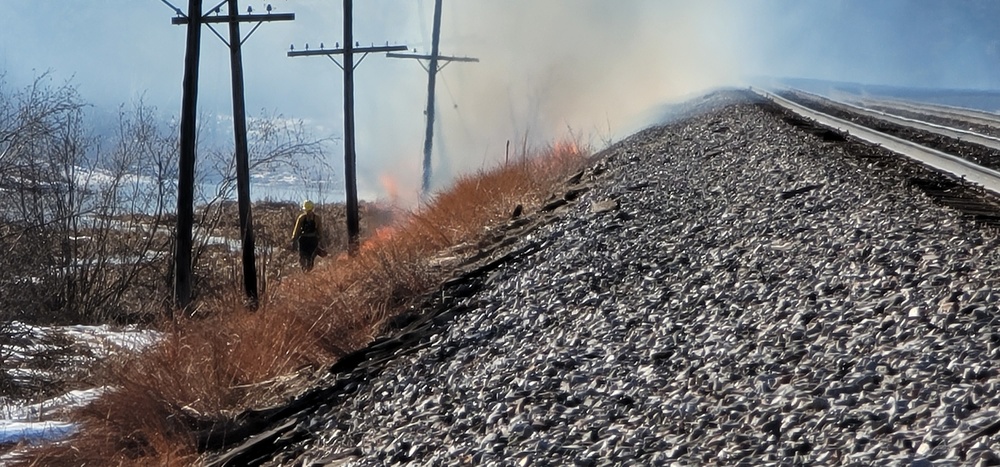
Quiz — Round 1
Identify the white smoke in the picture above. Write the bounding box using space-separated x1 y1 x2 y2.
9 1 1000 206
353 0 750 203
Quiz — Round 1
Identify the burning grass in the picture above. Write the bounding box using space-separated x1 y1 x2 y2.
14 141 589 465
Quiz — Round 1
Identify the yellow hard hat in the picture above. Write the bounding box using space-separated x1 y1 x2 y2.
302 200 314 211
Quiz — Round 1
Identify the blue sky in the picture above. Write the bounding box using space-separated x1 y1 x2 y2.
2 1 1000 200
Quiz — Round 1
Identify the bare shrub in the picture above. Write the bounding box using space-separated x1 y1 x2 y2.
0 74 84 321
0 80 181 324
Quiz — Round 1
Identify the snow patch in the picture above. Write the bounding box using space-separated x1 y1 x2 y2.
0 323 161 449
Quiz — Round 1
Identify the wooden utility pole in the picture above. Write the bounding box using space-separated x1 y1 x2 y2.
288 1 406 252
226 0 257 304
168 0 293 308
343 0 358 253
173 0 203 310
387 0 478 196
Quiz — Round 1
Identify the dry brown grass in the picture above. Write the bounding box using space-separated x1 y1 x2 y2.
16 141 588 466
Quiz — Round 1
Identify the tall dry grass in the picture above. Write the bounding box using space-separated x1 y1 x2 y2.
17 141 588 466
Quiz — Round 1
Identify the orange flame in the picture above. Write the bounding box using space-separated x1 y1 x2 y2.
360 226 396 253
379 173 400 206
552 139 581 157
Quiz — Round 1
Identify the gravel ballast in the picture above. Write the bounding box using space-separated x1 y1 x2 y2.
259 91 1000 466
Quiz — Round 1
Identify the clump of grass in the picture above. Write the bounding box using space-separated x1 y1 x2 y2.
16 140 588 465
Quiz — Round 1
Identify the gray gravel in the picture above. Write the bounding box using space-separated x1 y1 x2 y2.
270 91 1000 466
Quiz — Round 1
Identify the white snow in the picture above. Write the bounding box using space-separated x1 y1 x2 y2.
60 324 159 357
0 323 161 450
0 420 75 444
1 388 106 422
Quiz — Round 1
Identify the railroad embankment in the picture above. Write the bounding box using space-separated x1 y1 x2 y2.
225 90 1000 466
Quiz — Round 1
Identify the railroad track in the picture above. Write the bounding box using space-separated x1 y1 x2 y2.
787 88 1000 151
752 87 1000 225
860 97 1000 131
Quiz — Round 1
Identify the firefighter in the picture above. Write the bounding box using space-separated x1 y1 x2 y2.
290 199 322 271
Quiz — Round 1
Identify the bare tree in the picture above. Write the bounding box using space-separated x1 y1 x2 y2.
0 73 88 321
0 73 331 321
51 100 179 322
0 75 177 323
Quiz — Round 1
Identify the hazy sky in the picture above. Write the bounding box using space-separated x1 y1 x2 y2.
3 0 1000 201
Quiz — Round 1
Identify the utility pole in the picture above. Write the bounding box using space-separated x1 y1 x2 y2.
288 0 406 252
167 0 293 308
387 0 478 196
226 0 257 305
343 0 358 255
173 0 202 311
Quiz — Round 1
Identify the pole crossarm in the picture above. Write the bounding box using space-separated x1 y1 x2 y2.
172 13 294 24
388 53 479 73
289 45 407 71
385 53 479 63
288 44 408 57
171 10 293 46
172 11 292 54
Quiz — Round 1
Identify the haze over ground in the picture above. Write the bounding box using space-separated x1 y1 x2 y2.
2 0 999 203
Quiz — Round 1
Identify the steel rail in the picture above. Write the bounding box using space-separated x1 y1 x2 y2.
785 89 1000 151
858 98 1000 130
752 88 1000 196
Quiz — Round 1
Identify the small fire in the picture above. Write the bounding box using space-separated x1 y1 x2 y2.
360 226 396 253
379 173 400 205
552 139 582 157
353 172 407 254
